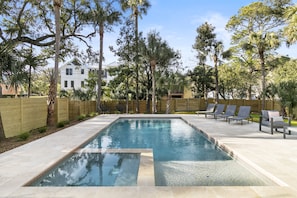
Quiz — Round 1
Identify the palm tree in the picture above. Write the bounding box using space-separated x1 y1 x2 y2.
47 0 61 126
120 0 151 113
81 0 121 113
249 32 280 109
142 31 177 113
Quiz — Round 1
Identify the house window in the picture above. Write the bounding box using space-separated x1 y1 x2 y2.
81 81 84 87
64 81 68 88
81 69 84 74
71 81 74 88
66 68 73 75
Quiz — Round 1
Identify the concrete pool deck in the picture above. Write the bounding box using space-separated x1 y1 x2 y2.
1 114 297 197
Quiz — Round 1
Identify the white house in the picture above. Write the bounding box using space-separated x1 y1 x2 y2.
60 58 119 91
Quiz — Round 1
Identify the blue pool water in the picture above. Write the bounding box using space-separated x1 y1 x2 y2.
31 153 140 186
84 119 231 161
30 118 274 186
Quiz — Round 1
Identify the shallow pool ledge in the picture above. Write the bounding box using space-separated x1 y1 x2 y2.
137 151 155 186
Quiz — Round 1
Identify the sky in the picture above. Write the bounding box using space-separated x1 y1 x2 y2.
100 0 297 70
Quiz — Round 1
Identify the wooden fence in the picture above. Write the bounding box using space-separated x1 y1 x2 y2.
0 97 294 139
101 98 281 114
0 98 96 138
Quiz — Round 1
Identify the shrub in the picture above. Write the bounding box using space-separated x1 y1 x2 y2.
57 120 70 128
77 114 86 121
38 127 47 133
88 112 98 117
18 132 30 141
57 121 65 128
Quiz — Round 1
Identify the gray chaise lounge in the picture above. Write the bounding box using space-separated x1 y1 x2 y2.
228 106 251 125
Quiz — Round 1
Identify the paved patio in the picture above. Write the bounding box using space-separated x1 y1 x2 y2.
1 114 297 198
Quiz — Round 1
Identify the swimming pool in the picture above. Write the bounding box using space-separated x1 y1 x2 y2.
29 118 275 186
31 153 140 186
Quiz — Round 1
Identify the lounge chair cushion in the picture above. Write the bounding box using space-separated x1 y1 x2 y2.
270 116 283 122
268 111 280 121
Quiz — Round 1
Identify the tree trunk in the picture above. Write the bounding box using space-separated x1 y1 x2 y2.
214 54 219 104
97 23 104 113
247 85 252 100
166 90 171 114
47 75 56 126
47 0 61 127
28 65 31 98
146 89 150 113
134 6 140 113
259 50 266 110
151 60 156 114
126 75 129 114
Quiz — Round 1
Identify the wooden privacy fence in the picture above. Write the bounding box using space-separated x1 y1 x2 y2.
101 98 282 114
0 98 47 138
0 98 96 138
0 97 292 139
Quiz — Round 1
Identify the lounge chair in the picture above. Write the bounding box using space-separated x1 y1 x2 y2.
228 106 251 125
196 103 216 118
205 104 225 119
259 110 291 138
216 105 236 121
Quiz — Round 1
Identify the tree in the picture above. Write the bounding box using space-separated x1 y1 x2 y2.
219 63 254 99
221 46 260 99
21 45 47 97
226 0 291 109
110 19 137 113
158 71 188 113
0 0 92 51
188 65 214 99
30 69 54 96
47 0 62 127
0 0 95 126
107 66 130 99
272 59 297 83
4 54 28 97
277 81 297 118
284 4 297 44
81 0 121 113
140 31 179 113
120 0 151 113
193 22 223 103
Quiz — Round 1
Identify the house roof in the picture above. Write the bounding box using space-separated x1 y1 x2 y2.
59 58 120 70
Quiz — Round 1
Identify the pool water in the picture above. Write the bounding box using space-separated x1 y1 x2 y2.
84 119 231 161
29 118 274 186
83 118 272 186
31 153 140 186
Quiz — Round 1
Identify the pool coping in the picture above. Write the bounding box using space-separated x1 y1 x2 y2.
1 114 297 197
